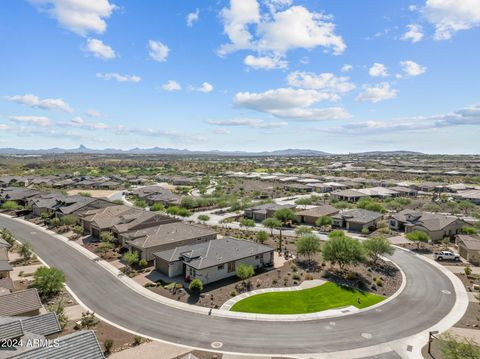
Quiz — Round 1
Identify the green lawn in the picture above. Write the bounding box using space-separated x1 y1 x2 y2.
230 282 385 314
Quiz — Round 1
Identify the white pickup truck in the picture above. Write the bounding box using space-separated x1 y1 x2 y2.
433 251 460 261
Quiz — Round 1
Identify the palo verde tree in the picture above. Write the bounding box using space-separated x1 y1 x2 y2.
296 233 321 264
32 267 66 300
274 208 298 252
405 230 430 250
362 236 394 265
322 232 366 271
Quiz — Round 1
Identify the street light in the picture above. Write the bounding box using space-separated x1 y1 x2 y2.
428 330 439 355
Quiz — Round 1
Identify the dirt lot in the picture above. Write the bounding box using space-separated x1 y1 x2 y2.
67 189 120 198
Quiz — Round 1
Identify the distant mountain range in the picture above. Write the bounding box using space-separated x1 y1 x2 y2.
0 145 423 157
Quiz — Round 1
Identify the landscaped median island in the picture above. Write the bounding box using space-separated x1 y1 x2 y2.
230 282 385 314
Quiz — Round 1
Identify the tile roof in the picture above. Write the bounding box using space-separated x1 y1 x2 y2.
0 313 61 341
297 205 339 218
9 330 104 359
0 289 42 316
457 235 480 251
333 209 383 224
154 238 274 270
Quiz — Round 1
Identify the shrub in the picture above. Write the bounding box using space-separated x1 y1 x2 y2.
61 215 77 226
150 203 165 212
189 279 203 293
133 336 142 346
32 267 66 299
198 214 210 223
139 259 148 268
465 266 472 276
79 192 91 197
80 311 98 329
73 225 83 234
1 200 19 210
104 339 114 354
461 226 478 235
256 230 268 243
236 263 255 282
50 217 61 227
292 272 301 280
134 199 147 208
230 289 237 297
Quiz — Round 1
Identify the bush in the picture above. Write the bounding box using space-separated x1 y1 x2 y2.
61 215 77 226
461 226 478 235
236 263 255 282
230 289 237 297
73 225 83 234
256 230 268 243
1 200 19 210
139 259 148 268
189 279 203 293
292 272 301 280
134 199 147 208
465 266 472 276
104 339 114 354
50 217 61 227
150 203 165 212
32 267 66 299
133 336 142 346
79 192 91 197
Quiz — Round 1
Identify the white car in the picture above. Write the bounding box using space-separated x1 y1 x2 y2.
433 251 460 262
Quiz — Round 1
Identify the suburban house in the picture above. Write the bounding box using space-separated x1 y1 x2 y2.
0 238 13 281
457 234 480 265
453 189 480 205
6 330 104 359
244 203 296 222
330 189 369 202
80 205 178 239
55 196 114 219
153 238 274 285
131 185 181 206
389 209 468 241
332 209 383 232
0 312 61 344
283 183 313 193
0 288 43 317
296 205 339 226
0 187 41 206
122 222 217 261
389 186 418 197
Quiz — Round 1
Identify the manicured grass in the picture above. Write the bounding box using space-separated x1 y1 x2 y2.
230 282 385 314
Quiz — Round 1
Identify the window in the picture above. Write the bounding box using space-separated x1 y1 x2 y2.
217 264 224 270
227 261 235 273
255 255 260 259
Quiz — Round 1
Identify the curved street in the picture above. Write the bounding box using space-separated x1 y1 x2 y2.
0 215 461 356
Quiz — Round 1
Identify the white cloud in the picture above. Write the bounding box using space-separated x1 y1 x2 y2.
28 0 116 36
161 80 182 92
213 128 231 135
96 72 141 82
5 94 73 112
70 116 85 124
187 9 199 27
85 109 101 117
234 87 350 121
85 38 116 59
206 118 287 129
401 24 424 43
218 1 345 56
329 104 480 134
424 0 480 40
356 83 398 103
264 0 293 13
341 64 353 72
287 71 355 94
368 63 389 77
9 115 52 126
197 82 214 93
0 124 10 131
148 40 170 62
400 60 427 77
244 55 287 70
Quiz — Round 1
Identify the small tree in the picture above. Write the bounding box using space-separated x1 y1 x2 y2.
262 218 281 236
322 234 366 271
198 214 210 224
295 225 313 236
150 203 165 212
0 228 15 246
32 267 66 299
274 208 297 226
295 197 313 209
406 230 430 250
20 241 33 261
1 200 19 210
96 241 113 258
256 230 268 244
363 236 394 265
296 233 321 263
123 251 139 273
49 298 68 329
189 278 203 293
236 263 255 284
461 226 478 235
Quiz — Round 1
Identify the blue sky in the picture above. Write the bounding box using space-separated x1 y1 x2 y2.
1 0 479 153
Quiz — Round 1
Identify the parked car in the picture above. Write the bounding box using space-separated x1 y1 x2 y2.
433 251 460 261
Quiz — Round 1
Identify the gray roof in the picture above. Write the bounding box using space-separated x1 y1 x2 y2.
126 222 216 249
332 189 369 198
297 205 338 218
0 289 42 316
9 330 104 359
154 238 274 270
393 209 462 231
0 313 61 341
457 235 480 251
333 209 383 224
247 203 295 212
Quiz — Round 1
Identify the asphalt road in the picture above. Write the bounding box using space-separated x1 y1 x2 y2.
0 216 457 355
